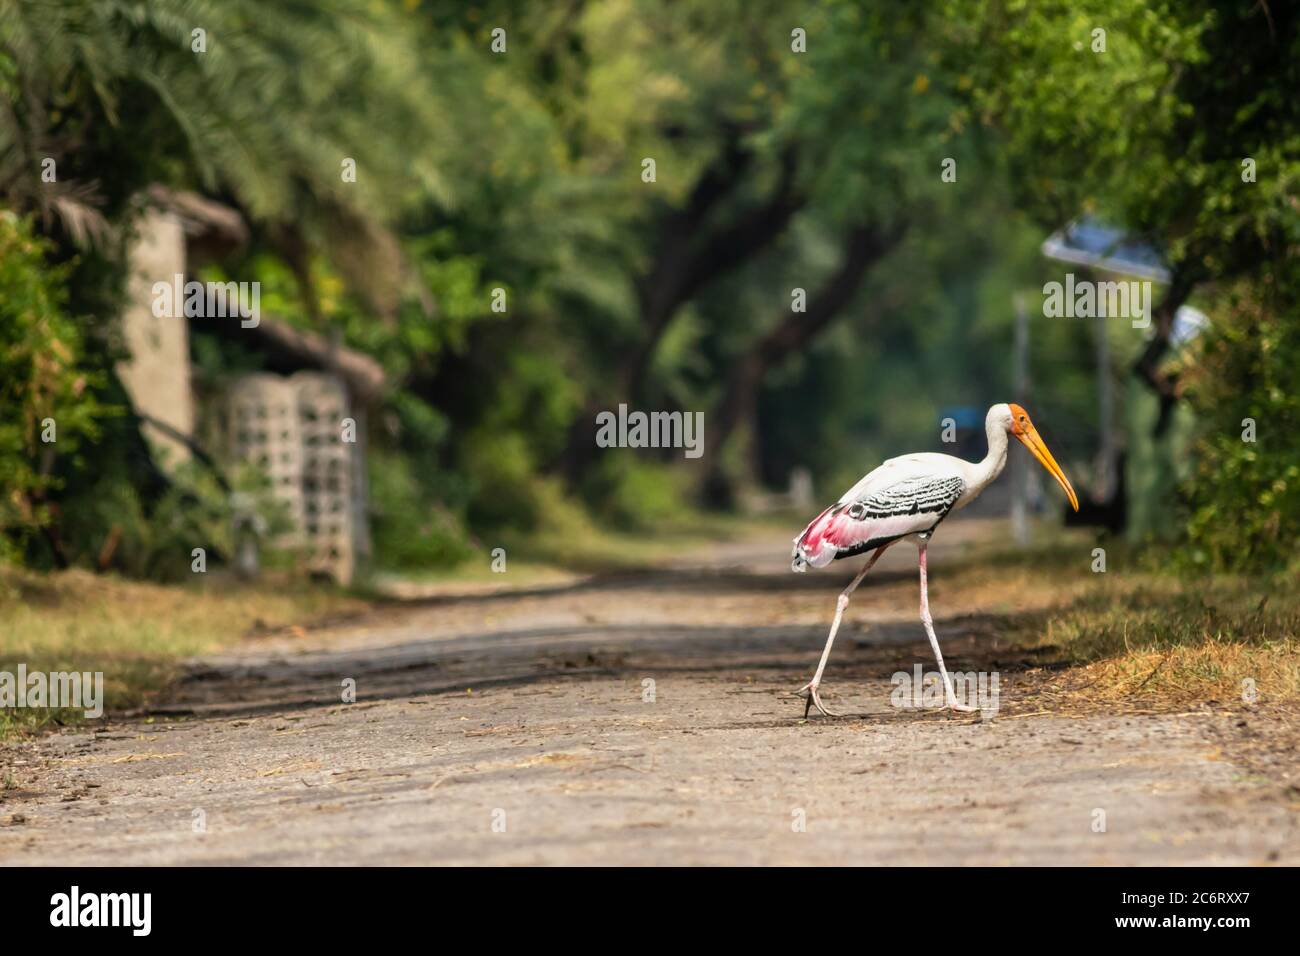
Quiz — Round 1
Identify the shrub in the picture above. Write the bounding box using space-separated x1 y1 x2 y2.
368 448 472 570
0 214 108 561
1180 287 1300 573
586 457 691 530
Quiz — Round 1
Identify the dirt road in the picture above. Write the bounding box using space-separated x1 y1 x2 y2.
2 521 1295 865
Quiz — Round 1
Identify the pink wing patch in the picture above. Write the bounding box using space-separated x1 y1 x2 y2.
792 505 897 570
791 506 836 569
791 475 966 572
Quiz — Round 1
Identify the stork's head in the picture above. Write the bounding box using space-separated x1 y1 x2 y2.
992 403 1079 512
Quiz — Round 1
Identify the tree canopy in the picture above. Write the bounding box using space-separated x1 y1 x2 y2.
1 0 1296 574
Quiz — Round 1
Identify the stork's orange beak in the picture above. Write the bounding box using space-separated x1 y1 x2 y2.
1015 426 1079 512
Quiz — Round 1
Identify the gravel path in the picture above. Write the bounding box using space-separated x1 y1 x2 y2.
2 522 1295 865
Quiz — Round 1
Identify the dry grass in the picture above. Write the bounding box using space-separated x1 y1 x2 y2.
988 549 1300 711
0 567 365 738
1062 640 1300 706
888 524 1300 713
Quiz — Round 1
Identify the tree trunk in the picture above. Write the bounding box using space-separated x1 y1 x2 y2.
1132 270 1198 435
558 142 805 484
703 223 905 490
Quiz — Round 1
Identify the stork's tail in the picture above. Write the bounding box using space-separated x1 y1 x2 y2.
791 505 836 572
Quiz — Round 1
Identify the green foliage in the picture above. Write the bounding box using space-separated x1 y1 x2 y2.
1181 288 1300 573
54 464 232 581
229 231 502 383
49 459 297 580
368 449 472 571
587 459 692 530
461 429 547 532
0 214 108 558
940 0 1300 286
775 1 969 221
939 0 1202 225
3 0 1298 583
937 0 1300 565
1 0 447 224
0 0 457 435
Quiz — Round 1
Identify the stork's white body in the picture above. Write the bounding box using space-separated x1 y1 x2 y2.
790 404 1025 717
844 435 1010 514
791 406 1012 573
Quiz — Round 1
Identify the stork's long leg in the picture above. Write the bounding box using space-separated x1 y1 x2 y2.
918 539 975 713
797 545 888 718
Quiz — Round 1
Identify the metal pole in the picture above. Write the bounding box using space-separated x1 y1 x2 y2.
1095 309 1115 503
1011 293 1030 546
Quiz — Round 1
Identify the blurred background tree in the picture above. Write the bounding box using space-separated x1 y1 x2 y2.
1 0 1296 577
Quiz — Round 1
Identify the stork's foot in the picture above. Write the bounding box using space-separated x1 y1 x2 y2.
795 681 837 719
946 699 977 714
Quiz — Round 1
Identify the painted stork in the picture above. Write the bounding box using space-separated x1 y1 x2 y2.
790 403 1078 717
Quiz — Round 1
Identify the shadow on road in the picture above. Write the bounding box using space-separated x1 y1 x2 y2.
377 563 923 609
158 607 1060 721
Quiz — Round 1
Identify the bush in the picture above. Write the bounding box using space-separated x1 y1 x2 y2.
585 457 692 530
1180 287 1300 573
56 465 235 581
0 214 108 561
368 448 472 570
461 429 546 532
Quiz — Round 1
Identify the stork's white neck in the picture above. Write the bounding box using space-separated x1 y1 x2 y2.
969 411 1010 496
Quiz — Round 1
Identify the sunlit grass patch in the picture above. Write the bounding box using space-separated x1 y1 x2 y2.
1067 638 1300 707
1012 567 1300 709
509 506 796 573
